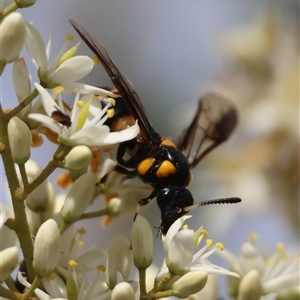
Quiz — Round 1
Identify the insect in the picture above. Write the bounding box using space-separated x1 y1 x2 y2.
70 19 241 235
51 107 72 127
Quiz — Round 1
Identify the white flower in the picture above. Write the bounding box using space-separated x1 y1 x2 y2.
220 235 300 298
25 22 117 95
111 282 136 300
28 83 139 147
0 204 18 250
158 216 240 278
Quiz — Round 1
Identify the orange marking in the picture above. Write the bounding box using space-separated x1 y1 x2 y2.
156 160 176 178
161 139 176 148
137 157 155 175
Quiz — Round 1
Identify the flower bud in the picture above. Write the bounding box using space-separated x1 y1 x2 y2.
0 246 19 281
33 219 61 277
0 12 26 63
111 282 135 300
13 58 31 104
64 145 92 171
237 269 262 300
106 235 132 289
131 215 153 269
15 0 37 8
276 287 300 300
26 179 55 212
61 172 96 223
172 271 208 298
239 242 264 274
8 116 31 164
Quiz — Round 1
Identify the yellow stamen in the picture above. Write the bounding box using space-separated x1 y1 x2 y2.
69 259 78 267
249 232 259 240
76 100 85 108
45 274 55 281
106 98 116 106
276 243 285 253
66 33 74 41
206 239 213 248
182 224 189 230
93 56 99 65
215 242 225 251
53 86 64 97
77 228 86 235
107 109 115 118
199 229 209 238
97 265 106 272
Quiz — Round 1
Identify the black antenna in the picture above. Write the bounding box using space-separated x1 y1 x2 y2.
179 197 242 214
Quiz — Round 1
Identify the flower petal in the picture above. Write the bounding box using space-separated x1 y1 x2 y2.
47 56 93 84
25 21 48 74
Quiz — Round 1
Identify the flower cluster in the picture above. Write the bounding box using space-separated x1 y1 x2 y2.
1 3 298 300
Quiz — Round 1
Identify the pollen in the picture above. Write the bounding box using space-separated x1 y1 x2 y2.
93 55 99 65
52 86 64 96
206 239 213 248
182 224 189 230
276 243 285 253
107 109 115 118
66 33 74 41
69 259 78 267
45 274 55 281
97 265 106 272
199 229 209 238
216 242 225 251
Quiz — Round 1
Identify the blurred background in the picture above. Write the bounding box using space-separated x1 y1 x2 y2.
1 0 299 298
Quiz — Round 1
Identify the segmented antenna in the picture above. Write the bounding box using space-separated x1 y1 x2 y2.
180 197 241 213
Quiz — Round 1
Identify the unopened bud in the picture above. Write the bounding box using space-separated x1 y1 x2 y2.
0 12 26 63
61 172 96 223
33 219 61 277
64 145 92 171
106 235 132 289
15 0 37 8
172 271 208 298
8 116 31 164
131 215 153 269
0 246 19 281
111 282 135 300
237 269 262 300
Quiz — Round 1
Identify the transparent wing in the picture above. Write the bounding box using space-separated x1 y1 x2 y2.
172 92 238 168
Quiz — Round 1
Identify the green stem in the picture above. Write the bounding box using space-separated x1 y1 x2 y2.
7 88 39 120
138 268 147 297
0 285 22 300
59 221 72 235
26 144 71 194
5 276 19 292
0 106 36 282
19 164 29 191
0 2 19 20
22 275 42 300
80 208 108 220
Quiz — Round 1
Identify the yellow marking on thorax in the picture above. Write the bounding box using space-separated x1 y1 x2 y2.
137 157 155 175
161 139 176 148
156 160 176 178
